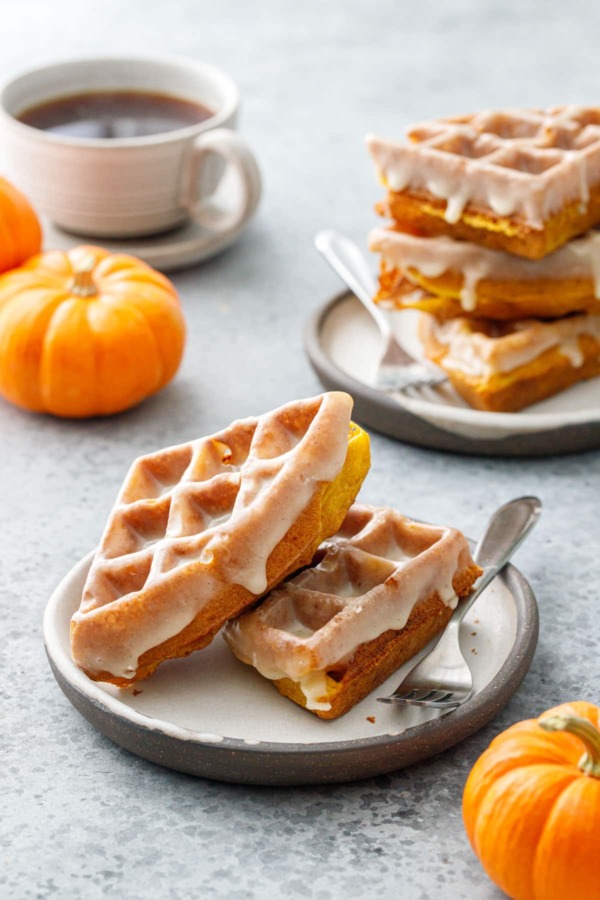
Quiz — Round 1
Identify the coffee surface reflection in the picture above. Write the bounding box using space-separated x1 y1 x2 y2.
19 90 214 139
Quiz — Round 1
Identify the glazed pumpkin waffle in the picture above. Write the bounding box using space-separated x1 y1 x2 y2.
71 392 371 685
367 107 600 258
369 227 600 321
224 504 481 719
420 313 600 412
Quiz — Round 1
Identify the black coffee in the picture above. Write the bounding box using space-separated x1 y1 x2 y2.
18 90 214 139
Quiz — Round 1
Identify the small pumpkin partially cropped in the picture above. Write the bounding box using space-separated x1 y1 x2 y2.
0 246 186 417
463 701 600 900
0 175 42 272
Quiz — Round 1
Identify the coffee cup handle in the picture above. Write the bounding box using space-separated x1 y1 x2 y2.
182 128 261 233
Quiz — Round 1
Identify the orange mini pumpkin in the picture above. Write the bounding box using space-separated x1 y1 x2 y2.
0 246 186 418
0 175 42 272
463 701 600 900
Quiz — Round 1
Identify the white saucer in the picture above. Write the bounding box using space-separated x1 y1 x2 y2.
41 171 256 272
305 291 600 456
44 548 538 785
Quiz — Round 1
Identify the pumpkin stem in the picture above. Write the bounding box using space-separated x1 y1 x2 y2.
70 257 98 298
539 714 600 778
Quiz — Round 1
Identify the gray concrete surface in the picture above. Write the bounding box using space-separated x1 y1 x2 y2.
2 1 600 897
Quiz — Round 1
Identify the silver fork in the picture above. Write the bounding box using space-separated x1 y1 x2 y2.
398 378 459 405
314 229 447 392
378 496 541 709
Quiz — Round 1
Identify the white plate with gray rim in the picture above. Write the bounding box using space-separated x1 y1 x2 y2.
304 290 600 456
44 546 538 786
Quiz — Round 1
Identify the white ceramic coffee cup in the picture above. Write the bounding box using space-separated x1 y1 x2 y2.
0 56 262 238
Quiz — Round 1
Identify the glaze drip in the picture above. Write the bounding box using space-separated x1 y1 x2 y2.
369 227 600 308
428 313 600 377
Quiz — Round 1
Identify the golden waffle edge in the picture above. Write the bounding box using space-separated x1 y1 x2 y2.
369 226 600 321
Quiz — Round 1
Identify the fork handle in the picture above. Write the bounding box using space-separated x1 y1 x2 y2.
456 496 542 624
314 230 388 333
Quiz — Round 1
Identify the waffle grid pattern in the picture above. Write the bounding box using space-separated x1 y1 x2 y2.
81 398 329 614
406 107 600 174
368 106 600 229
226 504 462 676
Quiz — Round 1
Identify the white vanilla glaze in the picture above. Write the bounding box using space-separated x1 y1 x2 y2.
161 728 224 744
369 227 600 312
71 392 354 679
297 672 333 711
206 393 351 596
366 106 600 228
223 505 475 710
430 314 600 378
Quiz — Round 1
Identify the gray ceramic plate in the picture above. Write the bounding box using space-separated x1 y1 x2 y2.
304 291 600 456
44 549 538 786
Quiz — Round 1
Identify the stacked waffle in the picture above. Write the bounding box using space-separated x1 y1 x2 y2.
367 107 600 412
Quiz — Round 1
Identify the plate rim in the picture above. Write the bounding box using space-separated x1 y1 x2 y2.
41 192 256 274
305 290 600 433
44 548 539 763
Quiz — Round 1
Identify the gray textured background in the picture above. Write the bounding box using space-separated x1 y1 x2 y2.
2 1 600 898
